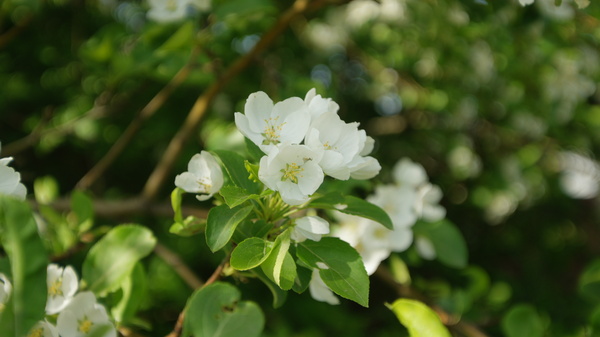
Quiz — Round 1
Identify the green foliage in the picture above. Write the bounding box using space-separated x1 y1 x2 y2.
230 237 272 270
205 204 253 252
82 224 156 297
413 220 468 268
260 228 296 290
386 298 451 337
579 259 600 302
111 262 147 324
309 192 393 230
213 150 262 195
0 197 48 336
297 237 369 307
183 282 265 337
501 304 546 337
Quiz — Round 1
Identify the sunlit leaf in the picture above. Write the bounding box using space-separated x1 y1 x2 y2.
386 298 451 337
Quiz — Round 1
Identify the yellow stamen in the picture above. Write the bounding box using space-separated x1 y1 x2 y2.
261 117 285 145
28 328 44 337
280 163 304 184
79 318 94 333
49 278 63 297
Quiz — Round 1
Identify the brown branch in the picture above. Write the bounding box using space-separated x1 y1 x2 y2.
76 47 203 190
0 13 33 49
154 242 204 289
375 266 489 337
141 0 319 201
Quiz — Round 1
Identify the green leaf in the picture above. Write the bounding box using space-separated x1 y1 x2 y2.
251 268 288 309
157 21 195 53
245 137 265 162
206 204 253 252
112 262 147 324
170 216 206 237
184 282 264 337
0 197 48 336
292 265 312 294
230 237 273 270
213 0 274 20
386 298 451 337
260 229 296 290
213 150 261 195
308 193 393 230
83 224 156 297
233 219 273 242
220 185 260 208
33 175 59 204
70 190 94 233
413 220 468 268
297 237 369 307
501 304 545 337
171 187 185 223
579 259 600 301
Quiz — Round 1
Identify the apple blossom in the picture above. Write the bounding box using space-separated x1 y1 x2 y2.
367 185 418 229
175 151 224 201
308 269 339 305
415 236 436 260
304 88 340 119
258 143 324 205
393 157 428 188
415 183 446 222
0 273 12 313
28 320 58 337
46 264 79 315
57 292 116 337
0 142 27 200
291 216 330 242
147 0 209 23
235 91 311 153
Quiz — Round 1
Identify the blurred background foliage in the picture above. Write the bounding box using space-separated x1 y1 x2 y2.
2 0 600 336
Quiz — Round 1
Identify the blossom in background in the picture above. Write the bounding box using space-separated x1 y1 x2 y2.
0 142 27 200
175 151 224 201
519 0 534 6
368 185 417 228
146 0 210 23
308 269 339 305
559 151 600 199
258 143 324 205
57 292 116 337
291 216 330 242
46 264 79 315
0 273 12 313
415 236 436 260
28 320 58 337
414 183 446 222
235 91 311 153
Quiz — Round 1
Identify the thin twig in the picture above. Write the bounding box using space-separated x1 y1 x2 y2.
141 0 318 201
0 13 34 49
76 47 203 190
375 266 489 337
154 242 204 289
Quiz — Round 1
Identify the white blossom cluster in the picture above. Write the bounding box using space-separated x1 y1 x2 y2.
334 158 445 275
146 0 210 23
0 265 116 337
236 89 381 205
0 142 27 200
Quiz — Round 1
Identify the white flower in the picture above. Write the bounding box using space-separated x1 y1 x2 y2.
519 0 534 6
368 185 418 228
415 236 436 260
415 183 446 222
146 0 209 23
57 292 116 337
559 151 600 199
291 216 329 242
347 131 381 180
175 151 224 201
0 142 27 200
393 158 428 188
235 91 311 154
0 273 12 313
258 143 324 205
304 88 339 120
28 320 58 337
308 269 339 305
305 113 364 180
46 264 78 315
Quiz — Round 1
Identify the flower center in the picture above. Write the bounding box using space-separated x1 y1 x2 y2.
49 278 63 297
280 163 303 184
28 328 44 337
166 0 178 11
262 117 285 145
196 178 212 193
79 318 94 334
323 141 336 150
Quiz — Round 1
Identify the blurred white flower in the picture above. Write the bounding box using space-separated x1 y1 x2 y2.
559 151 600 199
368 185 417 228
235 91 311 154
308 269 339 305
175 151 224 201
393 158 428 188
415 184 446 222
519 0 534 6
258 143 324 205
415 236 436 260
147 0 209 23
28 320 58 337
0 273 12 313
292 216 330 242
57 292 116 337
0 142 27 200
46 264 79 315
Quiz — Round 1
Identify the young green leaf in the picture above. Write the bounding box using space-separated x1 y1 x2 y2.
82 224 156 297
184 282 264 337
578 259 600 301
230 237 273 270
245 137 265 162
213 150 261 195
297 237 369 307
233 219 273 242
501 304 545 337
260 228 296 290
206 204 253 252
308 193 393 230
169 216 206 237
386 298 451 337
220 185 260 208
414 219 468 268
171 187 185 223
111 262 147 324
251 268 288 309
292 265 312 294
0 197 48 336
